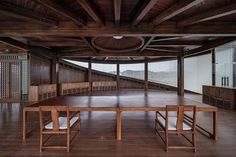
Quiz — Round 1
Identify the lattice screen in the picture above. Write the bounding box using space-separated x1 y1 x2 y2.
0 54 27 100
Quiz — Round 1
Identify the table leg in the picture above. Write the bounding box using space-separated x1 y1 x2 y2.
117 111 122 141
23 109 27 141
213 111 218 140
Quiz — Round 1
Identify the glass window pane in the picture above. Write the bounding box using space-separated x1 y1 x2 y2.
64 59 88 68
215 48 234 87
148 60 177 86
120 63 144 80
184 54 212 93
92 63 116 74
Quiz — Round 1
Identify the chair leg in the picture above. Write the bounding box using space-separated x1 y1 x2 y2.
67 131 70 152
40 133 43 152
165 132 168 152
192 133 196 152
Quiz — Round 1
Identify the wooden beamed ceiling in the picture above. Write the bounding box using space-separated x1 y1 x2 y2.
0 0 235 62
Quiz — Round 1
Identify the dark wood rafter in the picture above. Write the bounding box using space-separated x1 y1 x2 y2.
152 0 203 26
35 0 85 26
132 0 158 26
149 41 204 47
77 0 105 26
145 47 181 52
184 38 236 57
179 3 236 27
1 22 236 36
57 49 179 57
0 1 58 26
65 57 175 64
0 37 27 51
139 36 155 53
114 0 121 26
81 37 97 55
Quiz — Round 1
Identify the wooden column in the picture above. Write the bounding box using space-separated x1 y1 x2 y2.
144 59 148 90
51 57 57 84
88 61 92 91
177 55 184 96
116 63 120 90
212 49 216 86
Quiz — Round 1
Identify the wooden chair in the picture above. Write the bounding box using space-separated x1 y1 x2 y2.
155 105 196 152
39 106 80 152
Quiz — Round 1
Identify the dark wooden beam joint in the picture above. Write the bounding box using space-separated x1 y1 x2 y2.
114 0 121 26
77 0 104 26
152 0 203 26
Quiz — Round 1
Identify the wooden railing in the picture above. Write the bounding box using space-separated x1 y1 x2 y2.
29 84 57 102
59 82 90 96
92 81 117 91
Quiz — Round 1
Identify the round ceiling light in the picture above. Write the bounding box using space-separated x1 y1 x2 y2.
113 36 123 40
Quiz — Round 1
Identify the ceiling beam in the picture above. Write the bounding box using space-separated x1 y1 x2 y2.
152 0 203 26
0 22 236 36
139 37 155 53
114 0 121 26
132 0 158 26
57 49 179 57
178 3 236 27
150 40 204 46
35 0 85 26
77 0 104 26
184 38 236 57
81 37 97 55
0 37 27 51
29 41 88 47
0 1 58 26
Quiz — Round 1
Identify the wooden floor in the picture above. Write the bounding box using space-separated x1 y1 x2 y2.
1 89 236 157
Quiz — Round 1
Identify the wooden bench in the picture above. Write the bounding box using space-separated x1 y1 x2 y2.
59 82 90 96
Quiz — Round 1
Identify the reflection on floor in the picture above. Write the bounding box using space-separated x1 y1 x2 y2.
0 89 236 157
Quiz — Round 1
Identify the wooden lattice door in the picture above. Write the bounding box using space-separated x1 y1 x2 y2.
0 54 27 101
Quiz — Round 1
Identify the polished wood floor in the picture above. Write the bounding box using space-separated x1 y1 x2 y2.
1 89 236 157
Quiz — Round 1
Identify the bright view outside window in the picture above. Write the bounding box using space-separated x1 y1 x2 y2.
64 59 88 68
148 60 177 86
120 63 144 80
92 63 116 74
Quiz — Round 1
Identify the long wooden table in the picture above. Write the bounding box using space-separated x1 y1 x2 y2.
23 93 218 141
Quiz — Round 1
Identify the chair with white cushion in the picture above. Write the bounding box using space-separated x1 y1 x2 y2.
39 106 80 152
155 105 196 152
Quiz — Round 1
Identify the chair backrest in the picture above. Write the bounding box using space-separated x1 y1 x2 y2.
165 105 196 132
39 106 69 131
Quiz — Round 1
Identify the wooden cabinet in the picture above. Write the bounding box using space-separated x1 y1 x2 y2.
203 85 236 110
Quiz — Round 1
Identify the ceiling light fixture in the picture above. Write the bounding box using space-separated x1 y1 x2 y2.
113 36 123 40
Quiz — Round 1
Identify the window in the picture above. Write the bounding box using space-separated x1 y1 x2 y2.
120 63 144 80
184 54 212 94
148 60 177 86
92 63 116 74
215 48 235 87
64 59 88 68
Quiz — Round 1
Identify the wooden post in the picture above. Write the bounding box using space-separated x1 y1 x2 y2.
177 55 184 96
212 49 216 86
116 63 120 90
88 61 92 91
51 57 57 84
144 59 148 90
116 111 122 140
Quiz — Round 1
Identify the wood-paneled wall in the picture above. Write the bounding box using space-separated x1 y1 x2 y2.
58 60 86 83
30 54 51 85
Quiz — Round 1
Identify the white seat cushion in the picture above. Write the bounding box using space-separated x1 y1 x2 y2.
157 116 192 131
45 117 78 130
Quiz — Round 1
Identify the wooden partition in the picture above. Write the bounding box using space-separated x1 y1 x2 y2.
29 84 57 102
203 85 236 110
92 81 117 91
59 82 90 96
